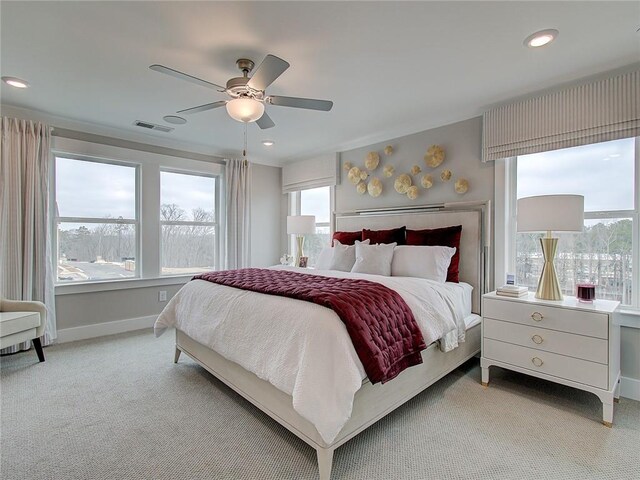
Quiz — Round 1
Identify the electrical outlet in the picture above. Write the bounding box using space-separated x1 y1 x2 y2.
158 290 167 302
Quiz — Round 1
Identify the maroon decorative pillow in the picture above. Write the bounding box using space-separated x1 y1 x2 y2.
332 230 362 246
362 226 406 245
406 225 462 282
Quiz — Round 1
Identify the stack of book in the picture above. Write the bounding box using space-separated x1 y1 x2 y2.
496 285 528 297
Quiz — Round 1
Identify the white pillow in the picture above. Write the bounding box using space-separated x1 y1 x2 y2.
351 242 397 276
391 245 456 283
315 246 334 270
329 239 370 272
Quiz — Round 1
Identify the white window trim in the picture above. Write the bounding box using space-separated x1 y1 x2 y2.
288 186 335 255
495 138 640 326
51 137 223 294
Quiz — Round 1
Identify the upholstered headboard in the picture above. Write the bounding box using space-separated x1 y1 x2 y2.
335 203 489 314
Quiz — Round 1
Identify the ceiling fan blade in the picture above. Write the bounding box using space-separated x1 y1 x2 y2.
256 111 275 129
267 95 333 111
177 101 227 115
149 64 226 91
247 55 290 91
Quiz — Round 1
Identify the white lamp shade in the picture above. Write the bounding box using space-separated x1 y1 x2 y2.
517 194 584 232
226 98 265 123
287 215 316 235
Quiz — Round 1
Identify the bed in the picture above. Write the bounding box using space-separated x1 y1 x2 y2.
156 203 489 479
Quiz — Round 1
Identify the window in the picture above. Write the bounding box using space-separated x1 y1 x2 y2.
291 186 332 266
55 157 138 282
160 171 217 275
514 138 638 306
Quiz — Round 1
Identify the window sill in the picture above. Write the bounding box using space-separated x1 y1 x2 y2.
617 308 640 329
54 275 192 295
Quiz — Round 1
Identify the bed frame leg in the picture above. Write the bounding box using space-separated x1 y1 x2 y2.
316 447 334 480
174 347 181 364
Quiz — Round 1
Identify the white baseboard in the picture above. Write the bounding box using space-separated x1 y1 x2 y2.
620 376 640 401
55 315 157 343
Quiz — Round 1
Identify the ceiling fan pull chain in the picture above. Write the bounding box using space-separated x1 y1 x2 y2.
243 123 248 161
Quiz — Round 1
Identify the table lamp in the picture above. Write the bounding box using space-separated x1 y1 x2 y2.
517 194 584 300
287 215 316 267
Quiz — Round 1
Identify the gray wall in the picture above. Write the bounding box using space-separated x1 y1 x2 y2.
56 284 184 330
250 163 284 267
621 325 640 382
336 117 493 212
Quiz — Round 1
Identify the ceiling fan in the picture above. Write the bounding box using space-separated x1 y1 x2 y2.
150 54 333 130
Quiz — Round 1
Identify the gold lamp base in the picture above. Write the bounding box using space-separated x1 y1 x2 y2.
295 235 305 267
535 236 563 301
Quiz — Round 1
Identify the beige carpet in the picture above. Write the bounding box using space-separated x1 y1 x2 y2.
1 329 639 480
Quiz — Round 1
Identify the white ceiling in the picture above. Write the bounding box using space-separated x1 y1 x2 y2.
1 1 638 166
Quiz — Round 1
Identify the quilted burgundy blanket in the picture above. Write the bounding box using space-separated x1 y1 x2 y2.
194 268 427 383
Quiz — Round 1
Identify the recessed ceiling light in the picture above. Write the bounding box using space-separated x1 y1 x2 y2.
524 29 559 48
262 140 275 146
163 115 187 125
2 76 29 88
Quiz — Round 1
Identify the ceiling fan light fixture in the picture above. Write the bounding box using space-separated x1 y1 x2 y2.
226 98 265 123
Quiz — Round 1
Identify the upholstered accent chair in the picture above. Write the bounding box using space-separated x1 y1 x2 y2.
0 299 47 362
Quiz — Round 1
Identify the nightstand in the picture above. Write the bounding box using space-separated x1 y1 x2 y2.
480 292 620 427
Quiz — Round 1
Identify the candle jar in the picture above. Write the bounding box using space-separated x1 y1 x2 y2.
576 284 596 303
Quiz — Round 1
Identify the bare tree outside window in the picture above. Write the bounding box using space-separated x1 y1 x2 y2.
300 186 331 266
160 171 217 275
516 138 636 305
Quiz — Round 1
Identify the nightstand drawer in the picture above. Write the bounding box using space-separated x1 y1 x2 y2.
483 318 608 364
484 338 608 389
483 298 608 339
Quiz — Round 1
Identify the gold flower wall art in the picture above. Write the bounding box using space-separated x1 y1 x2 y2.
356 181 367 195
348 166 362 185
365 152 380 170
410 165 422 175
440 169 452 182
406 185 419 200
454 178 469 194
383 164 395 177
424 145 445 168
421 174 434 189
384 145 394 156
394 173 412 194
367 177 383 197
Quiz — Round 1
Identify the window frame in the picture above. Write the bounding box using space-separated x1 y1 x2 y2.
51 136 224 292
52 154 141 283
499 137 639 309
159 168 220 276
289 186 335 258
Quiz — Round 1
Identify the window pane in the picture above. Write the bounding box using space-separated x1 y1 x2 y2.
301 186 330 223
56 158 136 219
161 171 215 222
517 138 635 212
516 218 633 304
304 226 331 267
57 222 136 282
161 225 215 275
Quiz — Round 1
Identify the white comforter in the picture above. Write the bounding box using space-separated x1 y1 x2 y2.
154 266 468 444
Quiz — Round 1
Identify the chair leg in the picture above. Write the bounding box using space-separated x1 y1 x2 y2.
32 337 45 362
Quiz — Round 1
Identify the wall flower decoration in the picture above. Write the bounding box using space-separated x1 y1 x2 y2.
383 164 395 177
365 151 380 170
424 145 445 168
394 173 412 194
384 145 394 156
454 178 469 194
348 166 362 185
440 169 452 182
343 161 353 171
360 170 369 180
421 174 433 189
410 165 422 175
356 181 367 195
406 185 419 200
367 177 383 197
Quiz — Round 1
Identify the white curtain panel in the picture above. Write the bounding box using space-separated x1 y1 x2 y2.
224 158 251 270
0 117 56 352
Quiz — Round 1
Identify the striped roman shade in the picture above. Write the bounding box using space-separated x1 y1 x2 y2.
282 153 338 193
482 69 639 161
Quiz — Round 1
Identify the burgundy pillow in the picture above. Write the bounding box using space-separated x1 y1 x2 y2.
406 225 462 283
362 226 406 245
332 230 362 246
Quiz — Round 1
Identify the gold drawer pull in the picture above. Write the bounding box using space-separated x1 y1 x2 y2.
531 334 544 345
531 357 544 367
531 311 544 322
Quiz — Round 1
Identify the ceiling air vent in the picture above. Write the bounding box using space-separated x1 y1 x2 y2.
133 120 174 133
